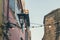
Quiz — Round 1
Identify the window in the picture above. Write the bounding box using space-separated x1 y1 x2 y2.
20 37 23 40
9 0 15 11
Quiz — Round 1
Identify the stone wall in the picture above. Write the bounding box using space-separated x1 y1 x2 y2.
43 8 60 40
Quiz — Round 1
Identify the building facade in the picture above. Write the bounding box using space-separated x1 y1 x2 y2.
43 8 60 40
2 0 31 40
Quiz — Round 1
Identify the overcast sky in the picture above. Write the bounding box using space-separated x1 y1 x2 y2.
25 0 60 40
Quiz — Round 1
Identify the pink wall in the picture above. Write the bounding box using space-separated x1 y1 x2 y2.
3 0 25 40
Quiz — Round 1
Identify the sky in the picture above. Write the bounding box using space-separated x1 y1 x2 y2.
25 0 60 40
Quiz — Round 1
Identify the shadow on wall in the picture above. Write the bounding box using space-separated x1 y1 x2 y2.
0 0 3 40
0 0 3 26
